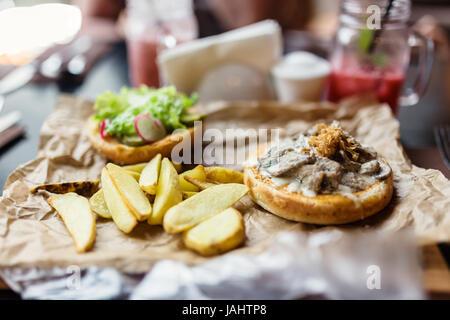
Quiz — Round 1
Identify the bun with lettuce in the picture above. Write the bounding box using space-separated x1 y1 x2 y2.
87 86 203 164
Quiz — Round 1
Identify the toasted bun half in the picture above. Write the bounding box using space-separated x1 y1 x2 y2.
243 146 394 225
87 118 196 165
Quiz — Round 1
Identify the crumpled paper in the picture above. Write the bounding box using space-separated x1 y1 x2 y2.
0 230 424 299
0 94 449 298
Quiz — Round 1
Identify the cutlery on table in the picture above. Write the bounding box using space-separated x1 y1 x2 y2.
0 110 24 150
0 35 94 99
0 110 21 133
66 36 93 76
0 124 25 150
42 35 93 78
0 61 38 97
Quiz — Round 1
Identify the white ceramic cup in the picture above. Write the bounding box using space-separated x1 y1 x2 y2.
272 51 330 103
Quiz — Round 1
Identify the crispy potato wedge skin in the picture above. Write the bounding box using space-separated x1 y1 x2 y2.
106 163 152 221
205 167 244 184
47 192 96 253
179 165 206 192
183 208 245 256
123 161 181 174
139 154 162 195
101 168 138 233
30 181 100 197
89 189 111 218
149 158 183 225
182 191 198 199
163 183 249 234
184 176 216 190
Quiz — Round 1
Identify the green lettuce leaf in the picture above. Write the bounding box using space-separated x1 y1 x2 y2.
93 86 198 138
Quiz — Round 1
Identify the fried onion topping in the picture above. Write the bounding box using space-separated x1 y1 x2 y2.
309 123 359 160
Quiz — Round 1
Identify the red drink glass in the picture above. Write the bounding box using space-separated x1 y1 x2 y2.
328 66 405 114
127 36 160 87
327 0 433 115
126 0 197 88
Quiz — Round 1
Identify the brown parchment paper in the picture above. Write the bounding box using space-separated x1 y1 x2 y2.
0 94 449 273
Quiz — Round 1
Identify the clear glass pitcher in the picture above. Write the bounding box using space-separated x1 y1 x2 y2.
326 0 433 114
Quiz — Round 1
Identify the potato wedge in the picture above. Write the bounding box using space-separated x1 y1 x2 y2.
182 191 198 199
106 163 152 221
179 165 206 192
205 167 244 184
47 192 96 253
184 176 217 190
139 153 162 195
101 168 138 233
125 170 141 181
183 207 245 256
89 189 111 219
30 180 99 197
163 183 249 233
172 161 183 173
148 158 182 225
123 161 181 173
122 162 147 173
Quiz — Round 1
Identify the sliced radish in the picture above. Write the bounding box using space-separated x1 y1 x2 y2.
100 119 110 139
153 117 163 129
134 114 167 143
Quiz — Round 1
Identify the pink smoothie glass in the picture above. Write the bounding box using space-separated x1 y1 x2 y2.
126 0 198 88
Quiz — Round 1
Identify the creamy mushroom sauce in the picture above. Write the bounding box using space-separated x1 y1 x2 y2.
253 122 391 197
